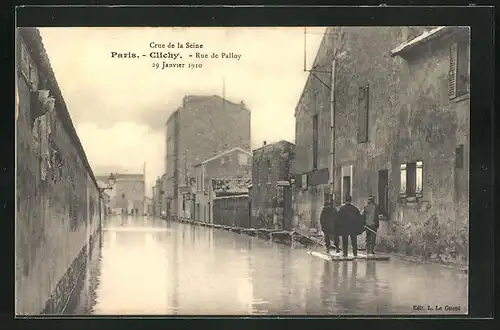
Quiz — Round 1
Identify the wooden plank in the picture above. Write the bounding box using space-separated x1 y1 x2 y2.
311 251 389 261
355 252 390 260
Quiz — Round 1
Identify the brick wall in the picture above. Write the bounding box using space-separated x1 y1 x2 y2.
16 28 102 314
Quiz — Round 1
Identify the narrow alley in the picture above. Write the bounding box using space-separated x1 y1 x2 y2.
65 215 468 315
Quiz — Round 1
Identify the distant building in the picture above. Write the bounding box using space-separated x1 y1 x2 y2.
193 147 252 223
250 140 295 230
292 26 469 262
145 196 153 216
165 95 251 218
212 178 252 228
108 173 145 215
152 176 163 217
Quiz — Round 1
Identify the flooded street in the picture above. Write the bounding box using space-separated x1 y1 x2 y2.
67 215 468 315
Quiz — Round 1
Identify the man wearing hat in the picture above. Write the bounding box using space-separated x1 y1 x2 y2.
362 196 382 255
320 199 341 254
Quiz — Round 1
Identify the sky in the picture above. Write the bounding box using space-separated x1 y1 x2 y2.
38 27 326 195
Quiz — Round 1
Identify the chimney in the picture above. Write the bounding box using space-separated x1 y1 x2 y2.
263 141 267 146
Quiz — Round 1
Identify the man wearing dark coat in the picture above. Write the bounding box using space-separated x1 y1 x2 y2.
362 196 382 254
320 200 340 253
337 196 363 257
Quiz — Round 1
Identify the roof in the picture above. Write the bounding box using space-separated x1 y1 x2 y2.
18 28 101 192
195 147 251 167
390 26 468 57
211 177 251 197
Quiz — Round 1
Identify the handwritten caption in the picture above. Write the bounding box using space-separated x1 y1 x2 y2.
109 42 242 70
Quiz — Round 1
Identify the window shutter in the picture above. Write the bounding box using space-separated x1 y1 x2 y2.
448 42 458 99
400 164 407 196
416 161 423 197
455 145 464 169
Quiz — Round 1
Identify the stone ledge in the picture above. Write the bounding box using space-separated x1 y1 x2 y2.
41 230 99 315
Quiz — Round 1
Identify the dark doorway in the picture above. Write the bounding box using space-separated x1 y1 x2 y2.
342 176 351 201
378 169 389 216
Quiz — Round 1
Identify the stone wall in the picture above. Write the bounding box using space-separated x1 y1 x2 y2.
251 141 295 229
16 27 103 314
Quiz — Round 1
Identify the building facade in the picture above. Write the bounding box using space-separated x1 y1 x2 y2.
165 95 251 218
16 27 103 314
152 176 162 217
251 141 295 230
193 147 252 223
111 173 145 215
292 26 469 262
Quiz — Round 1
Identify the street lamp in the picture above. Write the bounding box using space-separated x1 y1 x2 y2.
98 173 117 222
99 173 116 192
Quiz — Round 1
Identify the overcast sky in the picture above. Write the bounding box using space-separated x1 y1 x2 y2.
38 27 325 195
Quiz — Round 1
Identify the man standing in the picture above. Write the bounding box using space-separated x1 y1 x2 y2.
362 196 381 255
337 196 362 257
320 200 340 253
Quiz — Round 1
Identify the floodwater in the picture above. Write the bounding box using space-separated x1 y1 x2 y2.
66 215 468 315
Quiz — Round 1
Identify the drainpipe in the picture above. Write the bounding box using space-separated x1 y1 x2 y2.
330 57 336 203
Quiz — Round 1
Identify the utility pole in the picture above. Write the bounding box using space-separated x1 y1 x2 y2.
330 58 336 203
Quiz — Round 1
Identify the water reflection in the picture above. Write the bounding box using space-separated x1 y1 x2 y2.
68 216 468 315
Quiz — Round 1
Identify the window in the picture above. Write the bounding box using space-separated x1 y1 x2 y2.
182 195 186 211
455 144 464 169
357 85 369 143
400 161 423 198
312 114 318 169
449 40 469 99
301 173 308 190
238 153 248 165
